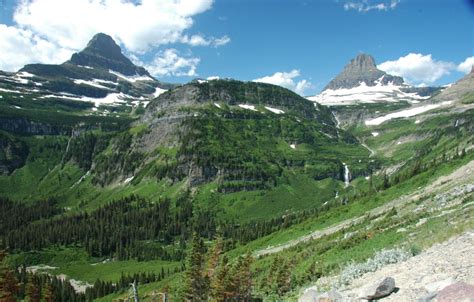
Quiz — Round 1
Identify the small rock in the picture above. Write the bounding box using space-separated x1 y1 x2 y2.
423 277 456 292
298 289 343 302
360 277 396 300
299 289 319 302
417 291 437 302
437 281 474 302
317 290 343 302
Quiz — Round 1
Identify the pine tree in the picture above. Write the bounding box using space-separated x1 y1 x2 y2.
209 255 229 302
26 275 41 302
0 250 18 302
183 233 208 301
42 280 54 302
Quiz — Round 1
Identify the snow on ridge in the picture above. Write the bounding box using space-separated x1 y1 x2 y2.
0 87 21 93
307 81 429 105
153 87 167 97
264 106 285 114
238 104 258 111
109 70 154 83
73 79 112 90
16 71 35 78
365 103 449 126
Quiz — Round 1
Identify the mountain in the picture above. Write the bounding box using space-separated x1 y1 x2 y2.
308 53 441 105
0 33 174 107
323 54 404 90
68 33 149 76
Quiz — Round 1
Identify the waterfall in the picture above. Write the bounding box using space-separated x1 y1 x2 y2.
343 163 351 187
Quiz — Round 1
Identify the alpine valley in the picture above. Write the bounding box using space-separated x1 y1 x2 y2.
0 34 473 302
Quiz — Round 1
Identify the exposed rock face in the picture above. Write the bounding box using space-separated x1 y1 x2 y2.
69 33 149 76
436 282 474 302
323 54 404 90
359 277 396 300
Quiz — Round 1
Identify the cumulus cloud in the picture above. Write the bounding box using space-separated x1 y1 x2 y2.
145 49 200 77
343 0 400 12
378 53 455 85
0 25 72 72
254 70 312 95
181 34 230 47
457 56 474 74
0 0 228 74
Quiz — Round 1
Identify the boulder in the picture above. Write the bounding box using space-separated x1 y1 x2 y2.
299 289 319 302
360 277 396 300
436 281 474 302
423 277 456 293
298 289 343 302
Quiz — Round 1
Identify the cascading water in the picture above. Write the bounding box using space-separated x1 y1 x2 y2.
343 163 351 187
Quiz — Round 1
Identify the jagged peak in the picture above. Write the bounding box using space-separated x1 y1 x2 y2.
322 53 404 91
68 33 149 76
345 53 378 72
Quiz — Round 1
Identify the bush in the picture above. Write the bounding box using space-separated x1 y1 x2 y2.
339 248 411 285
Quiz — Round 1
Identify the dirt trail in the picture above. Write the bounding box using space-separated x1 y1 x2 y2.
254 160 474 257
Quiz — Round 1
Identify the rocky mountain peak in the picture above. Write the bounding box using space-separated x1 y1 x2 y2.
323 53 404 91
345 53 378 72
69 33 149 76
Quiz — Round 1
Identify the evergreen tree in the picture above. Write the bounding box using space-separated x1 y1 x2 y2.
183 233 208 301
210 255 229 302
26 275 41 302
0 250 18 302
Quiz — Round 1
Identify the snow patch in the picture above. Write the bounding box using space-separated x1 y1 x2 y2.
17 71 35 78
214 102 222 109
371 132 379 137
109 70 154 83
365 104 443 126
238 104 258 111
73 79 112 90
124 176 134 184
153 87 167 97
290 144 296 149
307 81 430 105
264 106 285 114
77 65 93 69
0 88 21 93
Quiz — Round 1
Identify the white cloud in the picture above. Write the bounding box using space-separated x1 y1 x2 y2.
145 49 200 77
180 34 230 47
206 76 220 80
0 24 72 72
457 56 474 74
254 70 312 95
0 0 228 73
378 53 455 85
343 0 400 12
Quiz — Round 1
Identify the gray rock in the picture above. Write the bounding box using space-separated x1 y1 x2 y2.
423 277 456 293
436 281 474 302
298 289 343 302
299 289 320 302
360 277 396 300
417 291 437 302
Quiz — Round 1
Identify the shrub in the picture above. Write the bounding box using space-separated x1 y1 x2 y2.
339 248 411 285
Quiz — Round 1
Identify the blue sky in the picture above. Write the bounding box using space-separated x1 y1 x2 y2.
0 0 473 95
